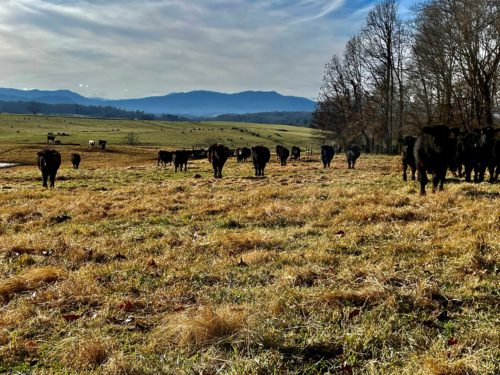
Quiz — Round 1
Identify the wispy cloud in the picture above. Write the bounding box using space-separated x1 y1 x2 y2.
0 0 382 99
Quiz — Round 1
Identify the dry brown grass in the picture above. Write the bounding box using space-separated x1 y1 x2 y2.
152 306 247 350
0 146 498 374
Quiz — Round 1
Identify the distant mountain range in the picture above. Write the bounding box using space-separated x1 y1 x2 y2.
0 88 315 115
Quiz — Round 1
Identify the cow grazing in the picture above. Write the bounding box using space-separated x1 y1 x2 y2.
236 147 251 162
321 145 334 168
89 140 95 148
252 146 271 176
208 143 231 178
173 150 189 172
37 149 61 188
291 146 301 161
277 146 290 166
414 125 451 195
157 150 173 166
401 136 416 181
346 144 361 169
71 153 81 169
99 140 107 149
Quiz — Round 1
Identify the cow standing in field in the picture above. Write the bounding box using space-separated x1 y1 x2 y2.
173 150 189 172
47 134 56 144
276 145 284 160
37 149 61 188
208 144 231 178
320 145 334 168
71 153 81 169
99 140 107 150
157 150 173 166
236 147 251 162
89 140 95 148
477 127 497 183
458 131 483 182
291 146 301 161
346 144 361 169
401 136 416 181
252 146 271 176
277 146 290 166
414 125 451 195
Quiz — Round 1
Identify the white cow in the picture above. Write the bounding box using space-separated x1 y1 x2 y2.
89 140 95 147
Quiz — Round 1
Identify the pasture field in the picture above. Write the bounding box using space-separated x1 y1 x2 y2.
0 143 499 374
0 114 324 150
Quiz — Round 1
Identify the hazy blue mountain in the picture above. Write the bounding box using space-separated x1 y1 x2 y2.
0 88 315 115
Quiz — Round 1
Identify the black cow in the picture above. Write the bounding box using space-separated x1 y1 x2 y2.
346 144 361 169
447 128 460 176
173 150 189 172
189 149 208 160
291 146 301 161
276 145 284 160
414 125 451 195
236 147 251 162
47 134 56 144
477 127 497 183
37 149 61 188
252 146 271 176
157 150 173 166
277 146 290 166
456 131 481 182
71 153 81 170
208 144 231 178
321 145 334 168
401 136 416 181
98 140 107 149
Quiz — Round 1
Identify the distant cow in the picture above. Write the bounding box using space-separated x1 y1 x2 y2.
414 125 451 195
277 146 290 166
401 136 416 181
276 145 284 160
173 150 189 172
456 131 481 182
236 147 251 162
320 145 334 168
346 144 361 169
99 140 107 149
89 140 95 148
47 133 56 144
252 146 271 176
189 149 208 160
157 150 173 166
477 127 497 183
37 149 61 188
71 153 81 169
208 144 231 178
291 146 301 161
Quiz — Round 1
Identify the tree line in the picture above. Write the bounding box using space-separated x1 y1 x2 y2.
0 100 188 122
312 0 499 153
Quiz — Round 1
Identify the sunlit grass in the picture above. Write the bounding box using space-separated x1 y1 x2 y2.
0 146 498 374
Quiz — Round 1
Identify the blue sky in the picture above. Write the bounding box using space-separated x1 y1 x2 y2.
0 0 416 99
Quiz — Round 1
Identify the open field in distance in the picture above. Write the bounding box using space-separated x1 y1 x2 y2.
0 114 324 151
0 118 499 374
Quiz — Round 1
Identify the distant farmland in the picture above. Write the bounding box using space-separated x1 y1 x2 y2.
0 114 325 150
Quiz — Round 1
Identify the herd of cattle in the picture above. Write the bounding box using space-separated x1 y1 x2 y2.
33 125 499 194
404 125 499 194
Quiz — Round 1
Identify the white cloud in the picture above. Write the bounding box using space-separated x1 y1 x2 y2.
0 0 382 98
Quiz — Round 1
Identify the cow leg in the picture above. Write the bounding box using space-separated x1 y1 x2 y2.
411 166 416 181
49 172 56 188
403 163 408 181
487 164 495 183
42 172 48 188
431 173 440 193
418 169 427 195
